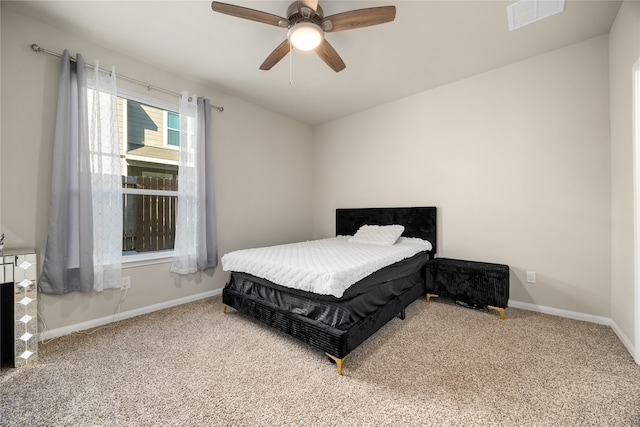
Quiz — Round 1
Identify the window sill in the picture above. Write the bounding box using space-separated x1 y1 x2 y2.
123 250 173 269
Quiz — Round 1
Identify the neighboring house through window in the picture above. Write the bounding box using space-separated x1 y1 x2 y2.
117 90 179 263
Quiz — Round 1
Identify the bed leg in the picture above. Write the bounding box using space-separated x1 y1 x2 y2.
426 293 439 303
325 353 347 376
223 304 228 313
398 309 406 320
488 306 505 320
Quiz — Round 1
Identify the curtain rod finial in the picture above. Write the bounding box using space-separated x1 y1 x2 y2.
30 44 42 52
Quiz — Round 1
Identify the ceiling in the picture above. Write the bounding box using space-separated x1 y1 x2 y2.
5 0 622 125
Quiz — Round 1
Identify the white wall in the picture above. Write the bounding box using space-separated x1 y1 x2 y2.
609 0 640 356
0 7 315 332
313 35 611 317
0 3 3 235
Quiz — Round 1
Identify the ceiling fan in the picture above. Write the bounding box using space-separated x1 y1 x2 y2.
211 0 396 72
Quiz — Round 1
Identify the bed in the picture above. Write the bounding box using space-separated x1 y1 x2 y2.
221 207 437 375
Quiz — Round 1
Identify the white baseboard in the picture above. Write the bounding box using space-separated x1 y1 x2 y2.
509 299 636 361
609 319 636 360
508 300 611 324
39 289 222 341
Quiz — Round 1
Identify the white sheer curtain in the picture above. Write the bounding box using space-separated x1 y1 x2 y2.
40 50 123 294
87 63 123 291
171 91 218 274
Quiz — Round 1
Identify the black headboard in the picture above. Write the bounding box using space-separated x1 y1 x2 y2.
335 207 437 254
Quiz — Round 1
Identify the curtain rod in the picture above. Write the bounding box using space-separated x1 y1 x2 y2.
30 43 224 112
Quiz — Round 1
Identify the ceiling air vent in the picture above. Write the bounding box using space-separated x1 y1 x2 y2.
507 0 565 31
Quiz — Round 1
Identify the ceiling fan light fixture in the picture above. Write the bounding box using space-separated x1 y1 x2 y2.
288 22 323 51
211 1 396 72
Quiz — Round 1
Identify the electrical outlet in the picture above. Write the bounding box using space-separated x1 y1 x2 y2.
526 271 536 284
121 276 131 290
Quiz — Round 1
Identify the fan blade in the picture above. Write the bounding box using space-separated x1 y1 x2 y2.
314 39 346 72
322 6 396 32
298 0 318 18
260 40 292 70
211 2 288 27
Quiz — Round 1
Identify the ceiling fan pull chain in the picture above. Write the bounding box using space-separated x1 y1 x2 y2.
289 44 293 85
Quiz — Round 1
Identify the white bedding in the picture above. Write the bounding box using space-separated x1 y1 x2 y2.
221 236 432 298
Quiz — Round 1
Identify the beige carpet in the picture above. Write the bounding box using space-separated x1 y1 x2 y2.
1 295 639 426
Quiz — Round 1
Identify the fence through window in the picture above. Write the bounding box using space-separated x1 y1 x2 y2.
123 176 178 252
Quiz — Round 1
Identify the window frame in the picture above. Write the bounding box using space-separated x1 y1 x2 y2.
117 88 179 268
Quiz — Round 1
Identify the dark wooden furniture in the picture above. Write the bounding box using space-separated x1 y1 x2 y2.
426 257 509 319
222 207 437 375
0 280 13 367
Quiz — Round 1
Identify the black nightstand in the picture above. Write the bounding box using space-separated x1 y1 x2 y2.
426 257 509 319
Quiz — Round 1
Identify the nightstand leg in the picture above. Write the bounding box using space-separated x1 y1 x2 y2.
488 306 505 320
426 293 439 303
326 353 347 376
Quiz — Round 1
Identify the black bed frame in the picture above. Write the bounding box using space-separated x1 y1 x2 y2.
222 207 437 375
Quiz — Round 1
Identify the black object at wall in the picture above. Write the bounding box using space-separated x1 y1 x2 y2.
426 257 509 319
0 280 14 367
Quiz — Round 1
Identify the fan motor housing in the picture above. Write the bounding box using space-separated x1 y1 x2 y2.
286 2 324 25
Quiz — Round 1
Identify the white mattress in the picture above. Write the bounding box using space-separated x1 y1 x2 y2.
221 236 432 298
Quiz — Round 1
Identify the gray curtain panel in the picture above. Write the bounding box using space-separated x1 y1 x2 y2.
198 97 218 270
39 50 95 294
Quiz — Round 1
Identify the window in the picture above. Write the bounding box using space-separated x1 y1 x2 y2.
166 111 180 147
117 90 180 262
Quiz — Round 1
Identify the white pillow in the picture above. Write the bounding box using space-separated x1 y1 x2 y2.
348 224 405 246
